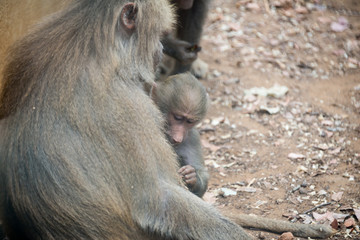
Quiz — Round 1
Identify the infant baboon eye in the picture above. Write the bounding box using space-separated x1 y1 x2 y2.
186 119 196 124
173 114 184 121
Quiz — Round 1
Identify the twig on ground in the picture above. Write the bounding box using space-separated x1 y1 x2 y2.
303 202 332 215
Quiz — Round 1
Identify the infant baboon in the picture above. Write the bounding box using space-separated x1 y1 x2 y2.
154 72 209 197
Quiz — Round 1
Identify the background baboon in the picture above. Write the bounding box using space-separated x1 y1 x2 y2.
0 0 252 239
154 72 209 197
161 0 211 76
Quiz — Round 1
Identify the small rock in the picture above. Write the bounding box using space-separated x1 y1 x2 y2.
244 94 257 103
314 144 329 151
288 153 306 160
212 70 222 77
321 120 333 126
211 116 225 126
220 133 232 140
237 187 258 193
259 105 281 115
224 78 240 85
263 181 272 189
318 189 327 196
331 17 349 32
218 188 237 197
299 187 307 194
258 231 266 239
344 217 356 228
246 2 261 12
295 6 308 14
296 165 308 173
318 16 331 24
244 85 289 98
278 232 294 240
300 180 308 188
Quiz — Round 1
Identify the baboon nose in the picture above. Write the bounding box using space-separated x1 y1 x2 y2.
173 136 183 144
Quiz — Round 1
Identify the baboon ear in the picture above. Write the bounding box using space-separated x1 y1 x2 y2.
120 3 138 31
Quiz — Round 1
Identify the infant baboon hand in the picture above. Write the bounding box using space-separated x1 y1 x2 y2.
178 165 197 187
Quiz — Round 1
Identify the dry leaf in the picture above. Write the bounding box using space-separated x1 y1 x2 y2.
204 160 220 168
330 219 339 230
203 191 217 205
321 120 334 126
331 192 343 202
246 2 261 12
339 205 353 211
236 187 258 193
313 212 334 222
201 139 221 152
329 147 341 155
295 6 308 14
318 16 331 24
333 212 350 222
296 165 308 173
314 144 329 151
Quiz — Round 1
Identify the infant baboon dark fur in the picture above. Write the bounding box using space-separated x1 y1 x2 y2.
155 73 209 197
0 0 252 239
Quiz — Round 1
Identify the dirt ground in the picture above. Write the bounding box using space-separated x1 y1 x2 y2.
197 0 360 239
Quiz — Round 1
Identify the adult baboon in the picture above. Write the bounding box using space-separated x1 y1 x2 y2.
0 0 251 239
154 72 209 198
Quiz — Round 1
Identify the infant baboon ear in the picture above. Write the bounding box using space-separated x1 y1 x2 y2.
120 3 138 32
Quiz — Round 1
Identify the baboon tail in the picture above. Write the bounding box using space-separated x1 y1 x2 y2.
227 213 335 239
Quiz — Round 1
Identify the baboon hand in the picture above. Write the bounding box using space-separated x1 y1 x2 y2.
163 36 197 64
178 165 197 187
174 39 198 64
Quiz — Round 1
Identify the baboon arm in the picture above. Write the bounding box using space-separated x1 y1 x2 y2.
133 182 253 240
226 213 335 239
176 129 209 197
191 168 209 197
176 0 211 45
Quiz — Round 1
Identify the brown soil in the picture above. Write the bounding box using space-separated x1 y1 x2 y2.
198 0 360 239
